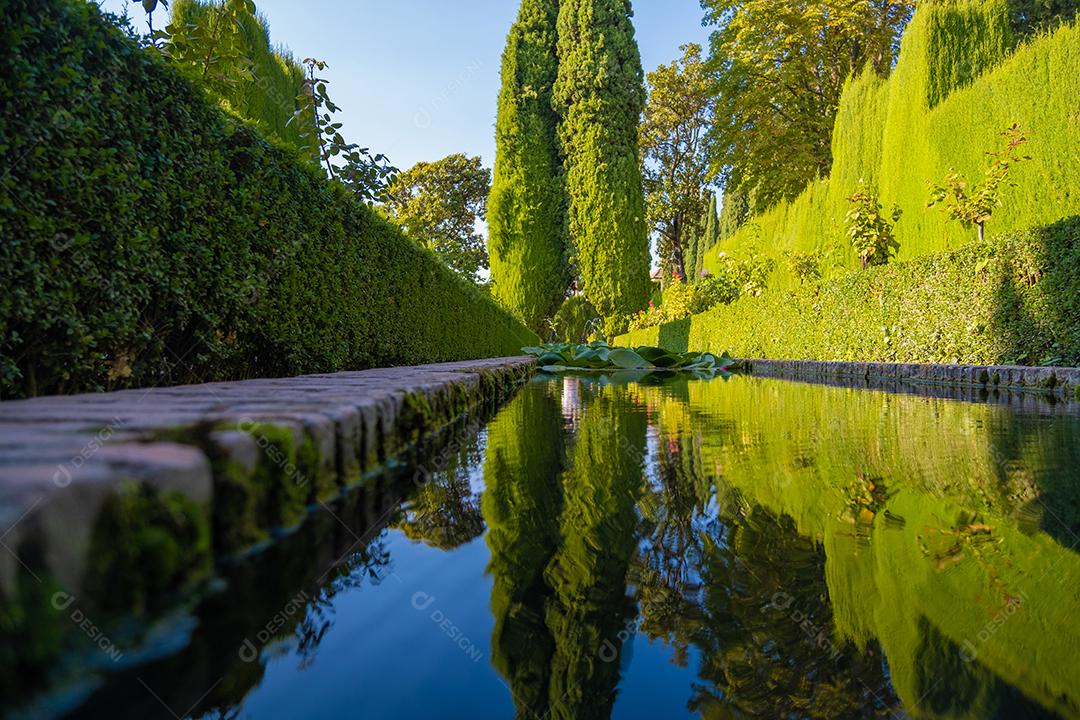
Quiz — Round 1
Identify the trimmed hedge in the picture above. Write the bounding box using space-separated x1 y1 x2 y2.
703 3 1080 290
620 218 1080 367
0 0 537 398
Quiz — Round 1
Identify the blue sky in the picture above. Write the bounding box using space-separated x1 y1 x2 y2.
100 0 712 172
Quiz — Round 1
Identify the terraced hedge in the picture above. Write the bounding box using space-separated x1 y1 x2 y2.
0 0 536 398
620 218 1080 367
704 2 1080 290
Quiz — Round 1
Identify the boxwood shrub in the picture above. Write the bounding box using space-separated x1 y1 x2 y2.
619 217 1080 367
0 0 536 398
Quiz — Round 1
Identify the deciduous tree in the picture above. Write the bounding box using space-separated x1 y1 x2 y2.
702 0 913 213
640 44 717 284
383 154 492 283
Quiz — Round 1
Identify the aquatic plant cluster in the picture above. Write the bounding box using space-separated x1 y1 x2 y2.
522 342 740 376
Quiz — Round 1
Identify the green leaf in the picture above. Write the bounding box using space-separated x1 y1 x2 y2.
608 348 652 370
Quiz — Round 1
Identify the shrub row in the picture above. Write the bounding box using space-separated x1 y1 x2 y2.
0 0 537 398
703 3 1080 290
620 218 1080 367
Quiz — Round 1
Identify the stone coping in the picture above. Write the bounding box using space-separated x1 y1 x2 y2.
0 357 534 607
745 358 1080 404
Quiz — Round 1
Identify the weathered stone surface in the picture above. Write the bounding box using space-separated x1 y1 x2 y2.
0 357 534 604
746 359 1080 408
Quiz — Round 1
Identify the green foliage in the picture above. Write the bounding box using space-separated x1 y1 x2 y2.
640 43 716 281
554 0 651 336
1008 0 1080 34
846 185 903 269
702 0 914 212
488 0 569 333
786 250 822 284
149 0 312 155
928 123 1031 241
550 295 602 344
522 341 739 376
716 188 750 242
293 58 398 203
382 154 491 283
701 5 1080 290
621 217 1080 367
0 0 536 398
629 252 770 330
693 193 720 278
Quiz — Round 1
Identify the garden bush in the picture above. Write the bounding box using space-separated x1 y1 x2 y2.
702 2 1080 290
620 217 1080 367
0 0 536 398
629 253 773 331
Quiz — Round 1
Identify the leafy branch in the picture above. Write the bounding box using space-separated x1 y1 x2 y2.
928 123 1031 242
846 184 902 270
291 58 398 204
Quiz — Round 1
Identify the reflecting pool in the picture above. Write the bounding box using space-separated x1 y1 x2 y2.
24 374 1080 718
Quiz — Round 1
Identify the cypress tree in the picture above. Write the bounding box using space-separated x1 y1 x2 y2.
697 193 719 276
717 189 750 242
488 0 569 333
554 0 650 335
686 222 701 282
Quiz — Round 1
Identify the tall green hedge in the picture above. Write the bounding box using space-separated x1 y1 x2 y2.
702 2 1080 290
0 0 536 398
488 0 569 333
169 0 312 156
554 0 650 336
621 217 1080 367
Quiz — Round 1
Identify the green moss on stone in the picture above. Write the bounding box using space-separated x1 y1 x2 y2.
84 482 211 614
207 449 267 553
241 423 308 531
0 574 68 699
399 392 436 443
297 432 337 504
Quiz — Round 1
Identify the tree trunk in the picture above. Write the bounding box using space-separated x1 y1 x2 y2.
978 222 985 243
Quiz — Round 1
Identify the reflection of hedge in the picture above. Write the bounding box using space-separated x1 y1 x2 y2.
703 3 1080 289
621 218 1080 367
0 0 536 398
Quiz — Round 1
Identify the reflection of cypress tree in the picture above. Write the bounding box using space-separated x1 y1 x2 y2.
483 384 567 718
545 386 647 719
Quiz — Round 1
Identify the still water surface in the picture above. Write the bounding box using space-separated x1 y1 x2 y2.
60 375 1080 718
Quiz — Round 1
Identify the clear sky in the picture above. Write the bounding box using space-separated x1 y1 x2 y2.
100 0 712 172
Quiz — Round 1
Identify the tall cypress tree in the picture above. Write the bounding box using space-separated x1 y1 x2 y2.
554 0 650 336
717 189 749 242
488 0 569 333
694 193 719 276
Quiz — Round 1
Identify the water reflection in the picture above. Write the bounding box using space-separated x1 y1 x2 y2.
478 376 1080 719
22 374 1080 718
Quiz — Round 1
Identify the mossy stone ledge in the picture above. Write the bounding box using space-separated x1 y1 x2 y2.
0 357 535 620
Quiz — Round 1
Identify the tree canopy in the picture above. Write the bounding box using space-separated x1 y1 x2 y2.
640 43 717 284
702 0 913 213
488 0 569 333
383 154 492 283
555 0 651 336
